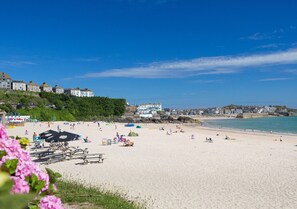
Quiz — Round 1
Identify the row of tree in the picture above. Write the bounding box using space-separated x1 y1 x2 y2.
0 90 126 121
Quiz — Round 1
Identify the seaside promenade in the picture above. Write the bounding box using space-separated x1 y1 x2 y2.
7 121 297 209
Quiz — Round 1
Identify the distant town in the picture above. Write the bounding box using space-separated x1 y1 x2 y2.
1 72 296 120
0 72 94 97
127 103 297 119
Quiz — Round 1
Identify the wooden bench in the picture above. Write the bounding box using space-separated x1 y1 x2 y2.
80 153 105 165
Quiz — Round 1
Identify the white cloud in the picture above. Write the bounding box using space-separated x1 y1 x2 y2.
257 43 280 49
190 79 223 84
244 29 284 41
283 69 297 74
247 33 273 40
257 77 294 82
79 48 297 79
76 57 100 62
0 60 37 67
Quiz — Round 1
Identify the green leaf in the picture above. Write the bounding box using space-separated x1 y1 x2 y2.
0 150 6 159
55 172 62 178
34 180 46 192
25 174 46 193
28 205 38 209
1 159 18 175
45 168 62 184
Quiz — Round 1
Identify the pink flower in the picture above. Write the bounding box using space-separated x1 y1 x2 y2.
0 124 9 139
0 124 63 208
10 176 30 194
35 170 49 192
38 195 64 209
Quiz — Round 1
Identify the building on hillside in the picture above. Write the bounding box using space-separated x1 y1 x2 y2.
80 88 94 97
0 72 12 89
27 81 40 92
11 80 26 91
40 82 52 92
53 85 64 94
136 103 162 117
64 88 81 97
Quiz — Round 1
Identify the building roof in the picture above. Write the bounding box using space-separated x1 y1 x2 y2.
40 82 51 87
53 85 63 89
81 88 93 92
0 72 11 80
12 80 26 83
28 81 38 86
65 88 80 91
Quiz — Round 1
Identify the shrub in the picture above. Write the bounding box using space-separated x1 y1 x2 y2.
0 124 64 208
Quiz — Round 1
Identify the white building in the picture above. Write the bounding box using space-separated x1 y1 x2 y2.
80 88 94 97
27 81 40 93
0 72 12 89
65 88 81 97
11 80 26 91
40 82 52 92
136 103 162 116
53 85 64 94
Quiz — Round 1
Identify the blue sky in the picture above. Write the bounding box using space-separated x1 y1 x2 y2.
0 0 297 108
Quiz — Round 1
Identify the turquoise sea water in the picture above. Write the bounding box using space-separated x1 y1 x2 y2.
202 116 297 135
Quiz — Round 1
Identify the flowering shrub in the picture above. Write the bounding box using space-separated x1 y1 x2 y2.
0 124 64 209
39 195 64 209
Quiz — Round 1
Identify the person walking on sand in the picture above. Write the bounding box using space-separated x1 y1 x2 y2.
280 136 283 142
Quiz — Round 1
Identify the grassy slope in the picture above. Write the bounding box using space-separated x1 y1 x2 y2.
57 180 142 209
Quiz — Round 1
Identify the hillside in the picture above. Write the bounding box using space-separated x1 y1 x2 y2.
0 90 126 121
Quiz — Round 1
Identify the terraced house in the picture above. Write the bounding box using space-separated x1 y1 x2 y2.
11 80 26 91
40 82 52 92
27 81 40 92
53 85 64 94
0 72 12 89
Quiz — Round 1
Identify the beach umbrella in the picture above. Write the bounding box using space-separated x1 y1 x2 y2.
39 130 59 141
44 131 80 142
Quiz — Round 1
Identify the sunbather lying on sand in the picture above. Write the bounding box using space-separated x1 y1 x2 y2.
124 139 134 146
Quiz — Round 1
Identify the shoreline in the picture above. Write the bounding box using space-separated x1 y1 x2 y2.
198 116 297 136
6 121 297 209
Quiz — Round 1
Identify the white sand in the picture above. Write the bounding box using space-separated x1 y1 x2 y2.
7 122 297 209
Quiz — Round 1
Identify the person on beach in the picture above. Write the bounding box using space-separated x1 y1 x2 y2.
33 132 37 139
191 134 195 139
280 136 283 142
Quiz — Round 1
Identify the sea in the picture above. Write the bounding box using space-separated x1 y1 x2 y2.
202 116 297 135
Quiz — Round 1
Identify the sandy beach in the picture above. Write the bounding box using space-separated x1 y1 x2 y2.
7 122 297 209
